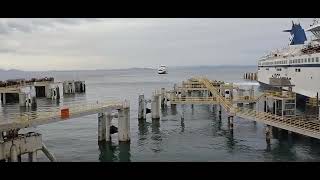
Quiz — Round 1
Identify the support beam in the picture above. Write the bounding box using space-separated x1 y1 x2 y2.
98 112 106 142
41 143 57 162
118 107 130 142
28 151 37 162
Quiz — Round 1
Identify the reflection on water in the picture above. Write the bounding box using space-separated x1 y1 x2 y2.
138 120 149 136
181 118 185 132
151 120 160 136
98 141 131 162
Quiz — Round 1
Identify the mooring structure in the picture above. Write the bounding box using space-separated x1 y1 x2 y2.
140 76 320 144
0 100 130 162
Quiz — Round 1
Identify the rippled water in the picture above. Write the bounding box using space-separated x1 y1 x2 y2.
1 66 320 162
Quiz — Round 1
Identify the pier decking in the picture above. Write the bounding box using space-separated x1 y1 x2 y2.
151 77 320 141
0 100 130 162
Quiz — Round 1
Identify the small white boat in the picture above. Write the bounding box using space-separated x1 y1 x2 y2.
158 65 167 74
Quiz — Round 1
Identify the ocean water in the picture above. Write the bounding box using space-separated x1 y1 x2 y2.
1 66 320 162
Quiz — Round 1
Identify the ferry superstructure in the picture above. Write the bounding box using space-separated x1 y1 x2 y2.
257 19 320 98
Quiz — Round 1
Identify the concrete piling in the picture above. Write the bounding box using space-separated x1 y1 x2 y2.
106 113 112 142
1 93 6 104
228 116 234 129
151 94 160 120
10 144 18 162
138 94 146 120
98 112 106 142
19 93 26 106
28 151 37 162
118 106 130 142
266 125 272 144
161 88 166 108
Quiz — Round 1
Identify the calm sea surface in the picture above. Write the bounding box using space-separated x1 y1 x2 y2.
1 66 320 162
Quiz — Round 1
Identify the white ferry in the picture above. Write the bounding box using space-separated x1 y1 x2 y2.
257 19 320 99
158 65 167 74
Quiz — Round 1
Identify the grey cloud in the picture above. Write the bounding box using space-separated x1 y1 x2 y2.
7 21 33 33
0 22 9 34
0 18 99 35
0 18 315 71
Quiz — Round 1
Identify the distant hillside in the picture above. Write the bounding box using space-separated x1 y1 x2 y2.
0 69 29 81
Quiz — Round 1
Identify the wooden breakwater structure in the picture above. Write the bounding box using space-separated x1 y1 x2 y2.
139 76 320 145
243 72 258 81
0 100 130 162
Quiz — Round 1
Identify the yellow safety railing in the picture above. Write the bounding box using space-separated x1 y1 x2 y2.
306 97 320 107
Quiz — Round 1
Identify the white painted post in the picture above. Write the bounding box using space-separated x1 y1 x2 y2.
106 113 112 142
138 94 145 120
118 106 130 142
10 144 18 162
28 151 37 162
151 94 160 119
98 112 106 142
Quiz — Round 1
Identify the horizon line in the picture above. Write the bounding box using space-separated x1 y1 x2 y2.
0 64 257 72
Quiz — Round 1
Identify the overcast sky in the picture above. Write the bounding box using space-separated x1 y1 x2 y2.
0 18 314 71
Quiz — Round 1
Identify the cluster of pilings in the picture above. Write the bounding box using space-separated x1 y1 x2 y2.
243 72 257 81
138 88 170 122
98 102 130 143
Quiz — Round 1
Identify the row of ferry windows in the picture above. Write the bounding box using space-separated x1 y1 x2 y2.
261 57 320 66
263 67 300 72
290 57 319 64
